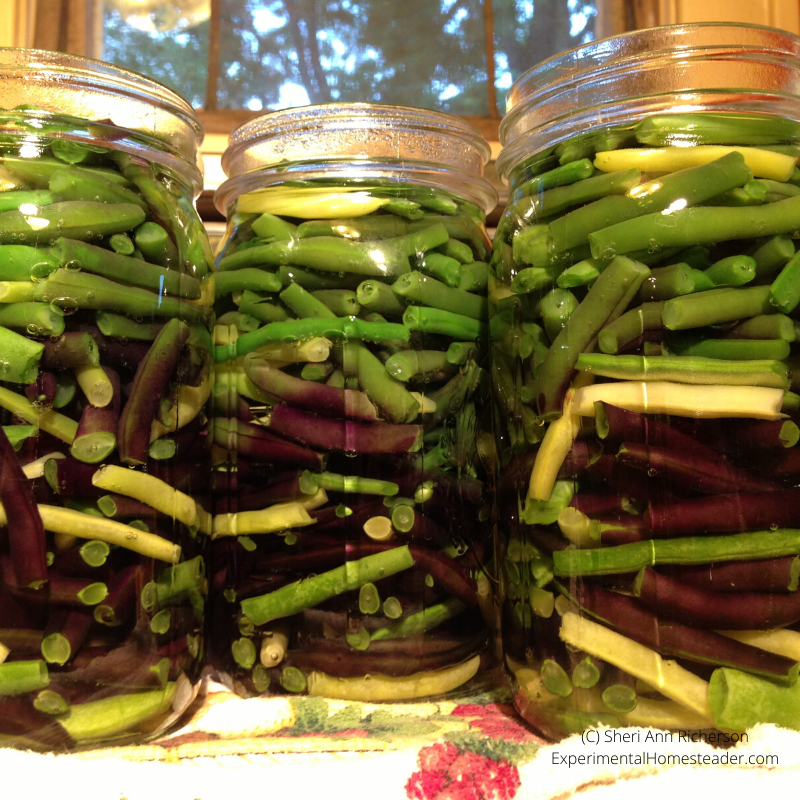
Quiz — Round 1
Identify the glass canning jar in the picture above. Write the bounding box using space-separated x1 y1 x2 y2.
211 103 498 701
0 49 213 749
491 23 800 739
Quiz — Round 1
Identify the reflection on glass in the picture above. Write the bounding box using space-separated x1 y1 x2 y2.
493 0 596 114
216 0 488 114
102 1 211 106
100 0 596 115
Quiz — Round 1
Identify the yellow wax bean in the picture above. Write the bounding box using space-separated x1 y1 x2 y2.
560 612 713 721
572 381 785 420
91 465 208 535
595 146 796 181
307 655 480 701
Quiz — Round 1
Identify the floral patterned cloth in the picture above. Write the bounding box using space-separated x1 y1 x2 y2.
4 677 800 800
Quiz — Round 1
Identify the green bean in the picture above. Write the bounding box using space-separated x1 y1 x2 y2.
639 263 695 302
635 113 800 146
280 281 337 320
1 157 130 188
241 546 416 626
490 311 534 359
0 245 58 280
665 335 790 361
273 283 417 422
446 341 481 365
710 668 800 732
307 471 399 496
383 197 424 219
237 295 291 323
551 152 752 252
662 286 774 330
576 353 789 390
410 214 489 260
723 314 796 341
456 261 489 292
0 302 65 336
215 268 282 295
392 271 487 320
300 362 334 382
428 363 483 423
311 289 361 316
437 238 473 264
113 153 211 280
672 245 711 270
770 251 800 313
589 196 800 260
0 325 44 383
511 158 594 199
417 252 461 287
371 598 466 642
402 305 487 340
0 190 54 213
222 317 409 362
554 529 800 577
400 189 459 215
133 221 179 268
0 660 50 696
690 269 716 291
215 310 260 331
704 182 766 207
540 288 578 343
384 350 457 382
536 256 650 419
557 258 605 288
219 236 411 277
387 224 450 258
34 268 211 325
109 233 134 255
510 265 558 294
0 201 145 245
356 279 407 317
326 369 345 389
513 230 591 271
297 215 408 239
747 235 795 278
95 312 160 341
52 237 200 299
758 179 800 201
251 211 297 240
278 265 359 291
704 255 756 287
49 168 147 210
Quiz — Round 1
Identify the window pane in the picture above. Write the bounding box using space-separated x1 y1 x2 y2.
217 0 488 114
99 0 598 117
101 2 210 107
493 0 597 114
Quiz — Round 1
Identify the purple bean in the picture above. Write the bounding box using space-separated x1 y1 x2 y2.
0 425 47 588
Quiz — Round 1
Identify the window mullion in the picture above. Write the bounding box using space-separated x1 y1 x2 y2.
204 0 222 112
484 0 499 118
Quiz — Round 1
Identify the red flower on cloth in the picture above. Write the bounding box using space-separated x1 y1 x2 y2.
406 769 449 800
405 743 521 800
419 742 460 773
451 703 537 744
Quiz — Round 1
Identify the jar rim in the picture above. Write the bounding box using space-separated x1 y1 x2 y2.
0 48 204 185
497 22 800 183
221 102 492 178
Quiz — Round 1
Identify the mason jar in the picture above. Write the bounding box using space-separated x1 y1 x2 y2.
211 103 498 700
0 49 212 749
492 23 800 739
